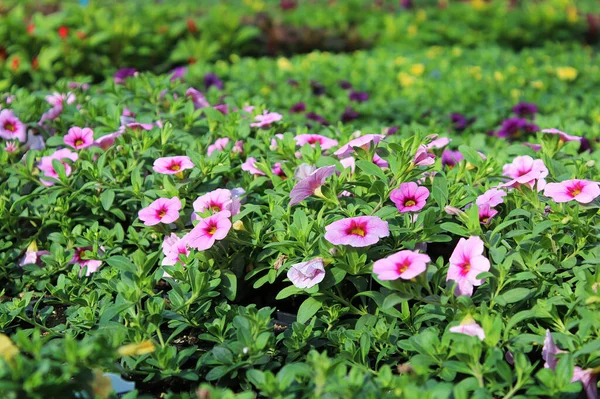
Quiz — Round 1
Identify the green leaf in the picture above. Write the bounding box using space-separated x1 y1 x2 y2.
106 256 137 274
496 288 532 305
431 174 448 208
221 271 237 301
458 145 483 167
297 297 322 324
440 222 470 237
356 160 386 181
100 190 115 211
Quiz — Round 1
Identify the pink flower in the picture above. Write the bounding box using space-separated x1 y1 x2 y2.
478 205 498 225
64 127 94 150
241 157 265 176
334 134 385 158
38 148 79 186
270 133 284 150
373 153 389 168
290 165 336 206
0 110 26 142
390 182 430 213
207 138 230 155
192 188 240 220
294 134 338 150
411 145 435 166
340 157 356 173
153 156 194 174
541 128 582 143
373 250 431 280
476 188 506 208
71 247 103 276
232 140 244 154
324 216 389 247
4 141 18 153
542 330 598 399
38 92 75 125
446 236 490 296
449 321 485 340
186 211 232 250
20 249 50 267
287 258 326 289
426 137 451 150
162 233 190 266
138 197 182 226
294 164 316 181
186 88 210 109
93 132 122 150
125 122 154 131
250 110 283 128
543 179 600 204
524 142 542 152
502 156 548 190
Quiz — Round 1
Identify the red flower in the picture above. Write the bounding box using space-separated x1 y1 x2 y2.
27 24 35 35
11 57 20 71
186 18 197 33
32 57 39 70
58 26 69 39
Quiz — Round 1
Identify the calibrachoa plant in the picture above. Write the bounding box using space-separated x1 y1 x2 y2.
1 4 600 398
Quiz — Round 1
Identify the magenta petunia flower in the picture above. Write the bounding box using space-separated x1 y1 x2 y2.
449 321 485 340
170 66 187 82
334 134 385 158
162 233 190 266
441 150 464 168
125 122 154 131
287 258 326 289
541 128 582 143
543 179 600 204
390 182 430 213
289 102 306 113
373 250 430 280
294 134 338 150
412 145 435 166
250 110 283 128
349 91 369 102
204 73 223 90
241 157 265 176
207 138 230 156
186 211 232 250
502 156 548 190
192 188 239 220
324 216 389 247
153 156 194 175
373 153 389 168
512 102 538 118
0 109 26 142
71 247 103 276
232 140 244 154
186 88 210 109
478 205 498 225
38 148 79 186
426 137 451 150
290 165 336 206
476 188 506 208
114 68 136 84
446 236 490 296
213 104 229 115
64 127 94 150
524 142 542 152
93 131 122 150
138 197 182 226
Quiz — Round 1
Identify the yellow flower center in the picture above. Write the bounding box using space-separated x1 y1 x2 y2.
350 227 365 237
75 139 84 147
405 199 416 207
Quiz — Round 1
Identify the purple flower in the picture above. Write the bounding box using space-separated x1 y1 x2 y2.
250 110 283 128
213 104 229 114
512 102 538 118
310 80 326 96
341 106 359 123
497 118 539 138
338 80 352 90
450 113 475 131
170 66 187 82
290 102 306 113
287 259 325 289
290 165 336 206
386 126 399 135
287 78 299 87
186 88 210 109
441 150 464 168
306 112 329 126
114 68 136 85
204 73 223 90
349 91 369 102
400 0 413 9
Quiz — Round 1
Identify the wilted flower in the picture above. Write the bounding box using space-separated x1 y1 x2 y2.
186 211 232 250
502 155 548 190
287 259 326 289
294 164 316 181
90 369 112 399
373 250 431 280
38 148 79 186
0 109 26 142
71 246 103 276
19 242 50 267
64 127 94 150
138 197 182 226
124 122 154 131
153 156 194 174
290 165 336 206
412 145 435 166
324 216 389 247
441 150 464 168
447 236 490 296
207 138 230 155
117 340 155 356
294 134 338 150
543 179 600 204
250 111 283 128
390 182 430 213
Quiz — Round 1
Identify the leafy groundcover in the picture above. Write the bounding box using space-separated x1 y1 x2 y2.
1 1 600 399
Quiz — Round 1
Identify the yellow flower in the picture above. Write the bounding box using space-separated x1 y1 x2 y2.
471 0 487 11
90 369 113 399
567 6 578 23
416 10 427 22
494 71 504 82
410 64 425 76
0 334 19 361
117 340 155 357
557 66 578 81
277 57 293 71
531 80 544 89
408 25 417 37
397 72 415 87
394 56 408 66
